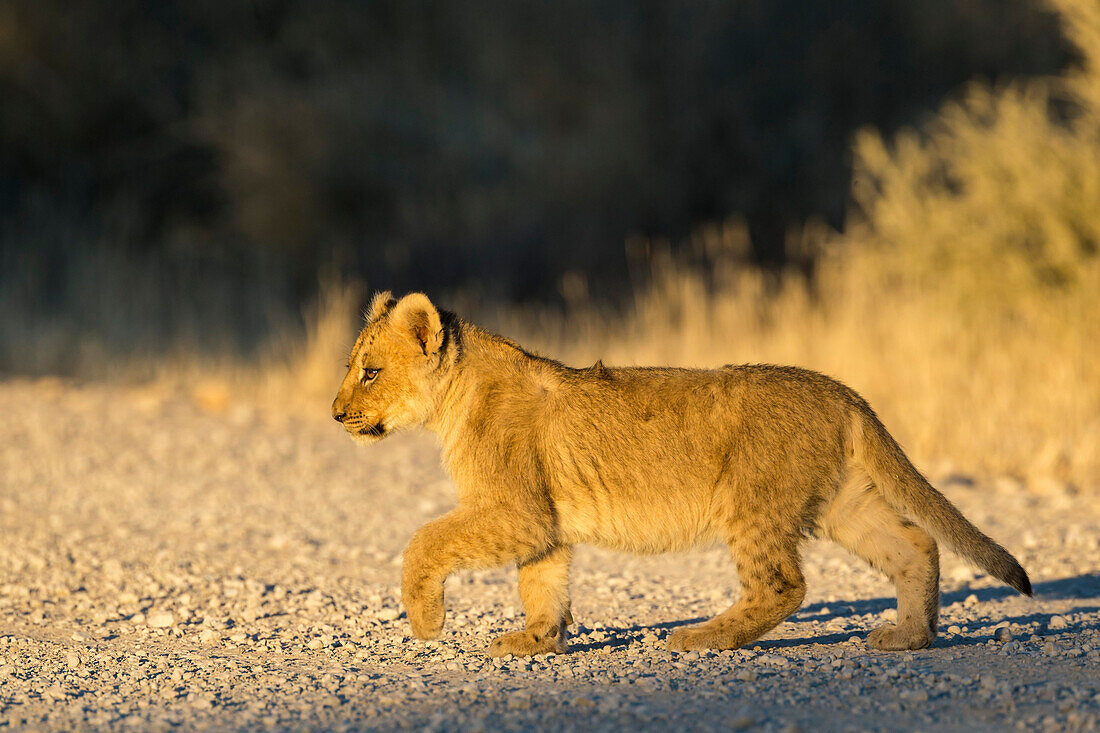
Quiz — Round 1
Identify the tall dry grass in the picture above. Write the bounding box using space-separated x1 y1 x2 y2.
534 0 1100 489
486 0 1100 489
216 0 1100 489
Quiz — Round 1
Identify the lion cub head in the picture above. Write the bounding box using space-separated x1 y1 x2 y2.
332 291 446 444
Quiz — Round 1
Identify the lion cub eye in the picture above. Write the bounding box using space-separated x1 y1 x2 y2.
361 368 380 384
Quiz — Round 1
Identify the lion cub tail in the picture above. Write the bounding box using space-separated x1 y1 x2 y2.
855 411 1033 597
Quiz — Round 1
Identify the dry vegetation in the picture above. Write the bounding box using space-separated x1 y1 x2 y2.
6 0 1093 489
237 0 1100 492
545 0 1100 489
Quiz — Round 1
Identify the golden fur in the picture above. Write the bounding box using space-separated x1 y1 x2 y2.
332 292 1031 656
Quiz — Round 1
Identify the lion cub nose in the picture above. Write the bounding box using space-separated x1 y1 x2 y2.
332 409 347 423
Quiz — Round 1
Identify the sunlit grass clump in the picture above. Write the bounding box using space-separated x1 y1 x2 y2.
499 0 1100 488
215 0 1100 489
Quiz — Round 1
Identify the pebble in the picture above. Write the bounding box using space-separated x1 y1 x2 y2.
147 612 175 628
995 627 1013 642
1048 616 1069 630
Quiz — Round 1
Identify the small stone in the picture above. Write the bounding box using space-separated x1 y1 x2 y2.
1049 616 1068 630
198 629 220 644
307 638 324 650
147 612 175 628
377 607 400 622
64 652 81 667
995 627 1013 642
949 566 974 582
963 594 979 607
947 625 962 635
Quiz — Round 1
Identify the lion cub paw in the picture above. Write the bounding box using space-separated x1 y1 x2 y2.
867 623 934 651
404 586 445 639
667 625 737 652
488 629 566 657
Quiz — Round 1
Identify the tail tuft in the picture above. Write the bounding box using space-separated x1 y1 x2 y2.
1008 564 1033 597
858 411 1033 598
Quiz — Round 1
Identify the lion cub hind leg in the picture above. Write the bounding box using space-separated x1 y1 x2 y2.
667 534 806 652
489 545 573 657
821 481 940 651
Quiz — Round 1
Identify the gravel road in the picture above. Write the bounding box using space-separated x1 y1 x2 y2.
1 378 1097 731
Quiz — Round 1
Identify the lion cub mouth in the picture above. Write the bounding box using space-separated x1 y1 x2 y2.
357 423 386 437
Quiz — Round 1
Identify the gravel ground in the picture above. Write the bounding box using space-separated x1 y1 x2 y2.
1 378 1097 732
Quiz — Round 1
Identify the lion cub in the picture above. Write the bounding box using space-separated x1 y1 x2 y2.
333 292 1031 657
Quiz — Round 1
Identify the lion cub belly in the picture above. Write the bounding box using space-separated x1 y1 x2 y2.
553 490 721 554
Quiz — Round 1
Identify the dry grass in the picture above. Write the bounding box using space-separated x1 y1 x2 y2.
258 0 1100 488
519 0 1100 488
26 0 1094 490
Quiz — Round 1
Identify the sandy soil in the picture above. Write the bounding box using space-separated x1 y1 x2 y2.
0 378 1097 732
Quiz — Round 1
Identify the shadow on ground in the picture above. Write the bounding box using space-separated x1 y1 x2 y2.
569 573 1100 654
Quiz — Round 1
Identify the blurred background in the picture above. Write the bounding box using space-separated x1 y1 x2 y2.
1 0 1098 485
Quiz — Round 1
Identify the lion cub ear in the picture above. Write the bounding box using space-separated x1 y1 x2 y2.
365 290 398 323
392 293 444 355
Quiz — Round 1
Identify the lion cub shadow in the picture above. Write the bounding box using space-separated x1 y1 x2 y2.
566 617 706 654
566 617 860 654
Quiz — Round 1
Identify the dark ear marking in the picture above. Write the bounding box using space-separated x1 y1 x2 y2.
410 315 435 354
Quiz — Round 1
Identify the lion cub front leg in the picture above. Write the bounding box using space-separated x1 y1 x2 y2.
489 545 573 657
401 506 552 640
